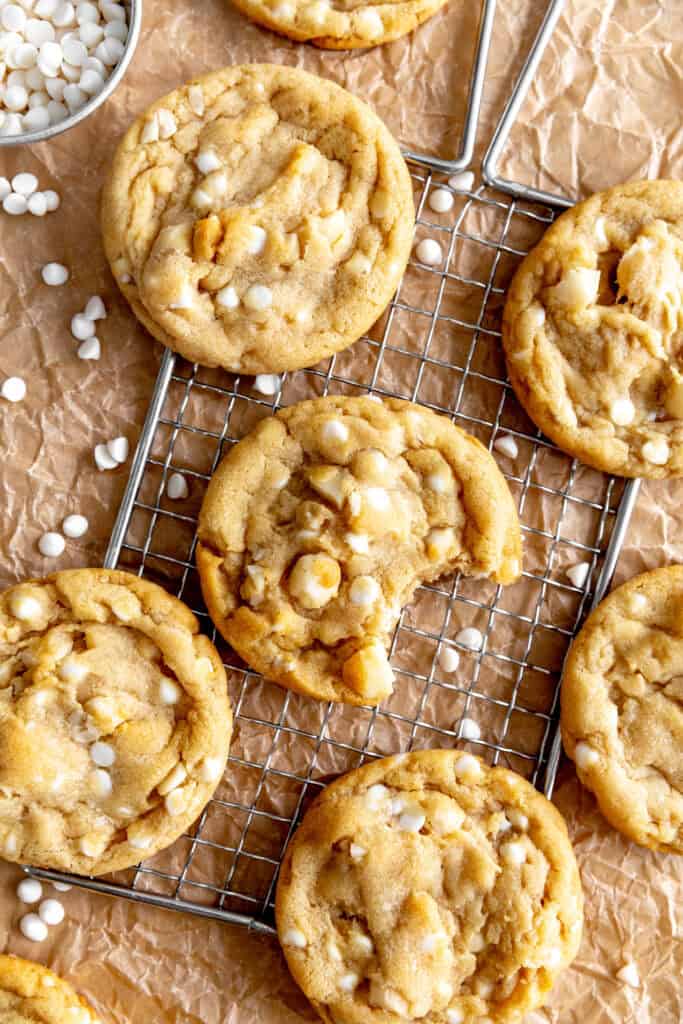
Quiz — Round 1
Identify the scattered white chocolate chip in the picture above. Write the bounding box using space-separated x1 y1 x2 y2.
216 284 239 309
1 376 26 402
253 373 281 396
42 262 69 286
20 913 48 942
106 435 129 463
349 843 366 860
83 295 106 320
455 626 484 651
415 237 443 266
17 878 43 904
459 717 481 741
78 337 101 360
493 434 519 459
90 741 116 768
166 472 189 500
339 972 359 992
71 313 95 340
428 187 454 214
438 645 460 673
447 170 475 192
349 575 381 606
51 882 71 892
38 898 65 925
566 562 590 589
243 283 272 312
454 753 481 781
609 398 635 426
38 531 64 557
501 841 527 866
62 513 88 538
642 437 670 465
3 193 28 215
616 961 640 988
11 593 42 621
282 928 307 948
574 741 599 769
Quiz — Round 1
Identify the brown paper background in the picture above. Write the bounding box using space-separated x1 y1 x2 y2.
1 0 683 1021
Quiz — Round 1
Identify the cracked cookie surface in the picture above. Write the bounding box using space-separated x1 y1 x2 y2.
502 180 683 478
0 569 232 875
229 0 449 49
197 396 522 706
0 956 102 1024
275 750 583 1024
102 64 414 374
561 565 683 852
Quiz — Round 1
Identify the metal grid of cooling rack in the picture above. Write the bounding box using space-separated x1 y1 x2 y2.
28 0 641 933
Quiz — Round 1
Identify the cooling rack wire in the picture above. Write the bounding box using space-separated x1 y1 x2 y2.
29 0 640 935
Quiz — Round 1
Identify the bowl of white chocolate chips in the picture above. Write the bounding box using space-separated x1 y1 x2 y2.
0 0 141 145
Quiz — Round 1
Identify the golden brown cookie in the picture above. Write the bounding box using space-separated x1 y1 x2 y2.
561 565 683 852
230 0 449 49
102 64 414 375
502 180 683 478
275 750 583 1024
197 396 522 706
0 955 102 1024
0 569 232 875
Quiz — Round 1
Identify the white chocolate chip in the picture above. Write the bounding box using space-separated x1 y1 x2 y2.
432 806 464 834
397 807 425 832
157 762 187 796
339 972 359 992
91 768 112 798
349 842 366 860
415 237 443 266
159 677 181 705
94 443 118 471
289 553 341 610
493 434 519 459
38 532 65 557
199 757 223 783
62 514 88 538
71 313 95 340
321 419 349 444
127 832 152 850
195 148 222 174
455 626 483 651
20 913 48 942
216 285 239 309
438 645 460 673
169 283 194 310
79 836 103 858
426 471 450 493
10 593 42 621
83 295 106 320
188 84 204 116
90 741 116 767
428 188 454 214
566 562 590 589
166 472 189 500
368 982 408 1016
351 933 374 956
1 376 26 402
243 283 272 312
354 6 383 37
42 262 69 286
609 398 635 426
548 267 600 308
156 108 177 139
349 575 380 606
106 436 129 463
164 787 188 816
447 170 475 192
507 809 529 830
366 784 388 808
282 928 307 948
246 225 267 255
459 717 481 741
59 656 88 682
346 533 369 554
454 753 481 781
501 841 526 866
594 216 609 249
17 878 43 903
642 437 670 465
420 933 440 953
446 1010 464 1024
426 526 456 559
38 897 65 925
574 741 599 769
78 337 101 360
253 373 281 396
616 961 640 988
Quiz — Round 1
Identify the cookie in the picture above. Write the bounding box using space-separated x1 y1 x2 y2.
0 955 101 1024
502 180 683 478
229 0 449 49
102 64 414 375
0 569 232 875
275 749 583 1024
197 396 522 706
561 565 683 852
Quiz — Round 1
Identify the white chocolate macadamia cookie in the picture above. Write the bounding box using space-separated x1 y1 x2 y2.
276 750 583 1024
197 396 522 706
0 955 102 1024
503 180 683 477
102 64 414 375
0 569 232 875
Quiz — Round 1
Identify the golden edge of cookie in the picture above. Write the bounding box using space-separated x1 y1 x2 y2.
1 568 233 876
229 0 448 49
101 63 415 375
0 955 102 1022
561 564 683 853
275 750 583 1023
502 179 683 480
196 397 523 705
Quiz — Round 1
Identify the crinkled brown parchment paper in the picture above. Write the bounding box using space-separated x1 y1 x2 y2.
1 0 683 1021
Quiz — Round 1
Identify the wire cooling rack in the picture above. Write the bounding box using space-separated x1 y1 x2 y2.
29 0 640 934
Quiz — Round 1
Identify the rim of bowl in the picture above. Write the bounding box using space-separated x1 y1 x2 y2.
0 0 142 148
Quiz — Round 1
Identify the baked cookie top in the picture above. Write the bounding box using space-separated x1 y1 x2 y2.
0 569 232 876
197 396 522 706
502 180 683 478
561 565 683 853
102 64 414 375
275 750 583 1024
229 0 449 49
0 956 101 1024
